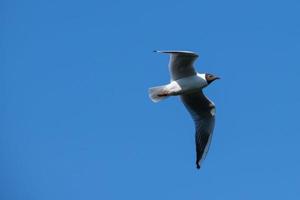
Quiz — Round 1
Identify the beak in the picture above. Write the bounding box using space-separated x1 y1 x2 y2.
215 76 221 80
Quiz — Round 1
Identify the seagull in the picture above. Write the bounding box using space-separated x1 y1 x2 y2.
148 50 220 169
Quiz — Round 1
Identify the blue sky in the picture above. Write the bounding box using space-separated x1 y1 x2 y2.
1 0 300 199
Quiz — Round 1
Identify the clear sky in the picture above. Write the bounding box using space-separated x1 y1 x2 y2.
1 0 300 199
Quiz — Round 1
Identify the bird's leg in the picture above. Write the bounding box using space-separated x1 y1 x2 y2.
157 92 169 97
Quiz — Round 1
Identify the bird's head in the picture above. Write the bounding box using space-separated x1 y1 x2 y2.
205 73 220 85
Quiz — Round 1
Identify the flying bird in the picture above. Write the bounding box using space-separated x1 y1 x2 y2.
149 50 220 169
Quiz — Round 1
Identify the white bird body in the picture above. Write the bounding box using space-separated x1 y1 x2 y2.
166 73 207 95
149 73 207 102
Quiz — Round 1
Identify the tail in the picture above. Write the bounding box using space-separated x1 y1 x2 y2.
148 85 169 103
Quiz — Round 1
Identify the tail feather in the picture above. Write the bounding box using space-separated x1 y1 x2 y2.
148 85 169 102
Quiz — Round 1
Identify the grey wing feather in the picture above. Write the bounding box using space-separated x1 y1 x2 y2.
154 50 199 80
180 91 216 169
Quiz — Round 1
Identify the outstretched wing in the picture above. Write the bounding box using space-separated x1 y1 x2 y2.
154 50 199 80
180 91 216 169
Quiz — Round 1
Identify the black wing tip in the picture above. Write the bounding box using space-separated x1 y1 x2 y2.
153 50 198 57
196 163 201 169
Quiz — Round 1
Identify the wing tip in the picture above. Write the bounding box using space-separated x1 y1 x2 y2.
153 50 199 57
